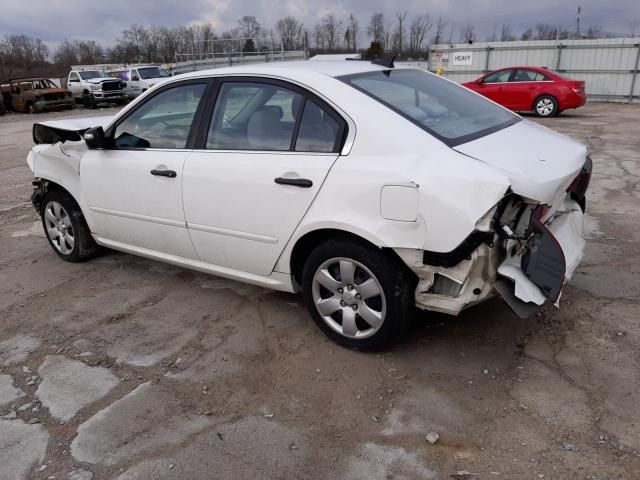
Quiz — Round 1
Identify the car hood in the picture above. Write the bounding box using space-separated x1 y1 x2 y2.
85 77 120 84
25 88 70 96
453 119 587 205
38 116 114 132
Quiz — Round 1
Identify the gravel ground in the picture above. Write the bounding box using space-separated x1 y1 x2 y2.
1 102 639 480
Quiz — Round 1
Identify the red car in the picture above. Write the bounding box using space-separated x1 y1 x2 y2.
463 66 586 117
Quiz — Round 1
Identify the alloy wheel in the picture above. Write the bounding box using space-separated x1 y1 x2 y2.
311 257 386 339
44 201 75 255
536 98 555 116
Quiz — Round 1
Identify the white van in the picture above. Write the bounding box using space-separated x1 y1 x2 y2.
108 66 171 99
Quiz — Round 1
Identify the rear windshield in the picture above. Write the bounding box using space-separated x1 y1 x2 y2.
339 68 519 146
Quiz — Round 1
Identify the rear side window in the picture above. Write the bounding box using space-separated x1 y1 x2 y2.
206 80 345 153
295 99 340 153
339 68 519 146
207 82 302 151
513 69 551 82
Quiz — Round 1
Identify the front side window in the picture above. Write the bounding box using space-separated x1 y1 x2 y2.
339 68 519 146
114 83 206 149
483 70 512 83
207 82 302 151
69 73 79 81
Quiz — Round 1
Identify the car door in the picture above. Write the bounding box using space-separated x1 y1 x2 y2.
508 69 551 110
182 78 347 276
81 79 210 258
476 69 514 107
11 82 26 111
68 72 81 99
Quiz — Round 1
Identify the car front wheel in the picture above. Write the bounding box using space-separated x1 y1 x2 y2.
302 239 414 350
534 95 558 117
40 190 100 262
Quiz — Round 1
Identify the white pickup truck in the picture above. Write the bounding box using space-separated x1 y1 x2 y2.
107 66 171 99
66 70 125 108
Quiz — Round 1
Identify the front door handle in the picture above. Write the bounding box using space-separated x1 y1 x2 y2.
274 177 313 188
150 169 177 178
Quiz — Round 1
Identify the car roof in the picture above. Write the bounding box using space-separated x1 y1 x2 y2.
9 77 53 82
175 60 392 81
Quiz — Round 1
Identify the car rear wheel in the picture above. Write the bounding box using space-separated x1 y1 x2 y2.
534 95 558 117
40 190 100 262
302 239 414 350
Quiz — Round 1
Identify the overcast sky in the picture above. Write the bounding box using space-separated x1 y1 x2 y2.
1 0 637 49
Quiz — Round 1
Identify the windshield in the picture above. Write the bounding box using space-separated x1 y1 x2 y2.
138 67 171 79
78 71 104 80
339 68 520 146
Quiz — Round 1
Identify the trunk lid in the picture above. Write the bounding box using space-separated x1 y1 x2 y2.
453 119 587 205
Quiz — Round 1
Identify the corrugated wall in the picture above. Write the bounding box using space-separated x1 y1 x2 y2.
415 38 640 103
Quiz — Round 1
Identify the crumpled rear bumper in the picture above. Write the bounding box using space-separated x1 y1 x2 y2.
497 197 585 315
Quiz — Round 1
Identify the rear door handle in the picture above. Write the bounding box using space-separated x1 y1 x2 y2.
150 169 177 178
274 177 313 188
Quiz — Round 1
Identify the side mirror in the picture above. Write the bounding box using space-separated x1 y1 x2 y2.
83 126 109 149
69 78 79 83
475 78 483 85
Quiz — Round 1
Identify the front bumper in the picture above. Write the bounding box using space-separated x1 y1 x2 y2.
33 98 74 112
91 91 124 102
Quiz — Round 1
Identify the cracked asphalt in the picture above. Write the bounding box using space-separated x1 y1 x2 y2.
1 103 639 479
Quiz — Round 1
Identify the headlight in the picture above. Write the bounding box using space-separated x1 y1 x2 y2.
90 84 100 91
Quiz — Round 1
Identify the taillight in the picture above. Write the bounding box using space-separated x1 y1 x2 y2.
567 156 593 198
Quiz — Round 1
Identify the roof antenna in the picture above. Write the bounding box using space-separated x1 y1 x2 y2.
371 55 396 69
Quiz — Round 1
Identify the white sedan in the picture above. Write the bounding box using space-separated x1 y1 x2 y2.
27 59 591 349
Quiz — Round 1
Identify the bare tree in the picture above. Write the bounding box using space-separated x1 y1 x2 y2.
121 24 147 63
520 28 533 40
53 39 78 67
409 14 433 52
460 24 476 43
393 11 407 52
313 24 326 49
367 12 385 44
277 16 304 50
237 15 261 39
345 14 360 51
433 16 447 44
321 14 342 50
500 24 516 41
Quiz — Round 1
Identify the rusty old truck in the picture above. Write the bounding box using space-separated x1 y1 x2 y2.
0 78 74 113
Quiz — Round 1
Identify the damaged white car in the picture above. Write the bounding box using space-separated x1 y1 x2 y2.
26 59 591 349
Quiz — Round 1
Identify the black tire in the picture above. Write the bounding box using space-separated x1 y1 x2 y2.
115 98 126 106
0 102 6 116
26 102 35 114
83 93 96 109
301 238 414 350
533 95 559 117
40 189 100 262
